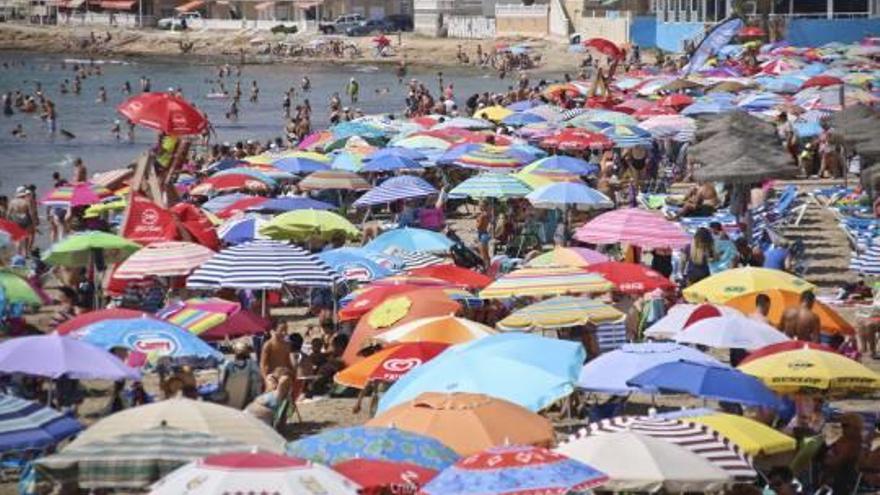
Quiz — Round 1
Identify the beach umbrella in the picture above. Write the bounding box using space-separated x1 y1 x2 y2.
682 267 814 303
298 170 371 191
393 135 453 151
577 342 722 394
368 392 553 456
448 172 531 199
525 246 609 268
368 146 428 162
353 175 437 208
541 128 613 151
212 166 290 183
527 182 612 210
187 240 338 290
56 308 153 335
507 100 537 111
0 219 25 242
432 116 494 130
361 154 421 173
287 426 459 471
675 314 790 350
600 124 653 148
474 105 514 122
319 249 394 283
246 196 334 214
644 303 742 340
658 78 705 93
556 431 732 492
760 75 804 94
585 261 674 294
740 341 838 366
633 104 679 119
0 394 81 453
68 398 285 453
422 445 607 495
378 333 585 413
681 99 737 115
802 74 844 89
657 94 694 109
113 241 214 280
407 264 491 289
200 193 253 213
215 215 269 245
640 114 696 141
576 415 754 479
212 196 267 219
736 92 785 111
36 426 248 492
271 155 330 174
628 360 782 408
374 315 497 346
259 209 359 242
40 183 112 208
333 459 437 495
571 109 637 127
151 452 361 495
614 98 654 114
497 295 622 333
332 121 388 140
574 208 690 249
117 92 207 135
527 156 598 175
43 231 140 267
739 347 880 394
0 334 139 380
673 410 796 456
325 247 408 271
525 104 565 122
480 266 612 299
365 227 453 254
445 144 532 170
330 151 364 172
335 342 449 389
514 168 582 189
338 284 463 322
71 318 222 364
501 112 546 127
158 298 269 341
190 173 275 196
0 270 42 306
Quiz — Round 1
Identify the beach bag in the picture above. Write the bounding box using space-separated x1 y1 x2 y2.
451 242 482 269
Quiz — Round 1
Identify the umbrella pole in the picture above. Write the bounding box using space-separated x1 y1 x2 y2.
261 290 267 319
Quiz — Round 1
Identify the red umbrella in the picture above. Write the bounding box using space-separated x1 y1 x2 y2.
198 309 272 341
738 26 765 38
216 196 267 219
369 276 458 289
582 37 624 60
585 261 675 294
613 99 653 115
657 94 694 109
802 75 844 89
683 303 730 328
117 92 208 136
408 265 492 290
333 459 438 495
634 105 678 120
541 129 612 151
0 219 26 242
190 174 272 196
55 308 154 335
739 341 839 366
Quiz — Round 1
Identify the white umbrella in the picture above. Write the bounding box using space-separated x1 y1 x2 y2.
555 430 732 493
644 303 741 340
150 451 360 494
675 314 790 350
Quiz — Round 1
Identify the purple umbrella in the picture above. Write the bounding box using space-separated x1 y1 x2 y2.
0 334 140 380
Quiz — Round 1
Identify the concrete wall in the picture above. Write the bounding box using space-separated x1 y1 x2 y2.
495 3 548 36
785 17 880 46
548 0 570 38
655 20 701 51
630 14 655 47
446 13 493 37
572 10 630 44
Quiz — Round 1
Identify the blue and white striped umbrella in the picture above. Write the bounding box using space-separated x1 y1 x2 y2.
360 154 421 173
353 175 438 207
501 112 547 127
187 240 339 289
216 215 270 244
246 196 334 214
0 394 82 452
600 125 653 148
850 244 880 275
272 156 330 174
366 147 427 162
528 156 598 175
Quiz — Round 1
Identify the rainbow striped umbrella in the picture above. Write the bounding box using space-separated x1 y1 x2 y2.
449 173 531 199
114 241 216 279
574 208 691 249
479 267 613 299
569 110 638 127
157 297 269 338
41 183 112 207
600 125 654 148
448 144 531 170
498 295 624 331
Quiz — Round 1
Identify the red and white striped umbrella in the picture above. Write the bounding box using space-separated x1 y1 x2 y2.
114 241 215 279
150 452 361 494
573 208 691 249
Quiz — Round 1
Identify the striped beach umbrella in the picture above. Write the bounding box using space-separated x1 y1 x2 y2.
479 267 613 299
498 295 623 332
600 124 654 148
216 215 269 245
449 173 531 199
448 144 532 170
574 208 691 249
569 110 639 127
353 175 437 208
187 240 338 290
392 251 448 270
41 183 112 207
525 247 609 268
298 170 371 192
114 242 215 279
0 394 82 453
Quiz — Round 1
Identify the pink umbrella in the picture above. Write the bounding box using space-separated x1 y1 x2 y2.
573 208 691 249
40 183 112 207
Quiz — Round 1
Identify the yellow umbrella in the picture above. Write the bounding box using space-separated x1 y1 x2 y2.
259 209 360 242
241 154 275 165
682 267 814 304
474 105 513 122
688 412 796 456
498 295 623 331
738 347 880 394
480 266 613 299
84 199 127 218
514 168 583 190
278 151 332 163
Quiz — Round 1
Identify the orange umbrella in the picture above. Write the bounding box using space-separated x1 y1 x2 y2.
343 289 461 364
367 392 555 456
724 289 854 335
334 342 450 389
374 315 496 345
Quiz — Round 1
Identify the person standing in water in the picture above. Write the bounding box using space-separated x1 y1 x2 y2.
346 77 359 104
72 157 87 183
301 76 311 93
250 80 259 103
97 86 107 103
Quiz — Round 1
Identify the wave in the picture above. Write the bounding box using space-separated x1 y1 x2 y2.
63 58 131 66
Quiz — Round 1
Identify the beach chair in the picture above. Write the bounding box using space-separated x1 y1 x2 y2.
223 369 253 410
789 435 825 491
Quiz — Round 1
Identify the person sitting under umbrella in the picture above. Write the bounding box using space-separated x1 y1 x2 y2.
671 182 719 219
245 367 293 426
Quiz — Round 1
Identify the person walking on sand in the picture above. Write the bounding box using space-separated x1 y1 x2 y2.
346 77 359 104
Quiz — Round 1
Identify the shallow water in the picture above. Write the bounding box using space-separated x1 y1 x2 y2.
0 52 523 196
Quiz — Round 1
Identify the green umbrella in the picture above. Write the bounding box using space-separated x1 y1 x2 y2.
259 209 360 242
0 270 41 306
43 231 141 267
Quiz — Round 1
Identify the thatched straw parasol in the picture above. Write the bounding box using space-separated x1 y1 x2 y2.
693 154 799 183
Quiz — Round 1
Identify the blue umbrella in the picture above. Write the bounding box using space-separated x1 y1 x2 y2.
501 112 547 127
627 360 782 408
681 99 736 116
319 249 395 283
361 154 421 173
332 122 387 140
246 196 334 214
0 394 82 453
577 343 723 394
529 156 598 175
436 143 482 166
201 193 254 213
286 426 459 471
378 333 585 413
204 158 247 174
507 100 537 112
353 175 437 208
526 182 613 210
272 156 330 174
758 76 803 94
211 168 280 187
367 147 428 162
73 318 223 364
794 121 822 138
327 247 406 271
330 152 364 172
217 215 268 244
365 227 453 254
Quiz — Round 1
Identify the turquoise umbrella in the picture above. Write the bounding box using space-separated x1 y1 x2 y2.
378 333 585 413
448 173 531 199
364 227 453 254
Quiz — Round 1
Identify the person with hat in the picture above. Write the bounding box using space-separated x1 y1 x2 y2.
9 186 36 255
218 341 261 408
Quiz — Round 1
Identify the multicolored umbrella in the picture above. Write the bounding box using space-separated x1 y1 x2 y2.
338 284 467 322
0 394 81 453
479 266 613 299
298 170 371 191
498 295 623 332
43 231 141 267
259 209 360 242
525 246 609 268
157 298 270 340
152 452 360 495
407 265 490 289
319 249 395 283
570 109 637 127
421 445 607 495
365 228 453 254
738 347 880 394
448 172 531 199
56 308 153 335
190 173 275 196
113 241 214 279
0 334 139 380
374 315 497 346
573 208 691 249
678 410 796 457
682 267 814 304
40 183 112 207
541 128 613 151
740 341 838 366
71 318 222 364
335 342 450 389
447 144 531 170
600 124 654 148
286 426 459 471
333 459 437 495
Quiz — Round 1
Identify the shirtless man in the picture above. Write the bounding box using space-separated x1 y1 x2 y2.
780 291 821 342
259 323 295 387
9 186 37 255
674 181 719 219
476 200 493 269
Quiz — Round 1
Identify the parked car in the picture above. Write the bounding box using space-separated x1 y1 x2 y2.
384 14 412 31
318 13 364 34
157 11 201 30
345 18 394 36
